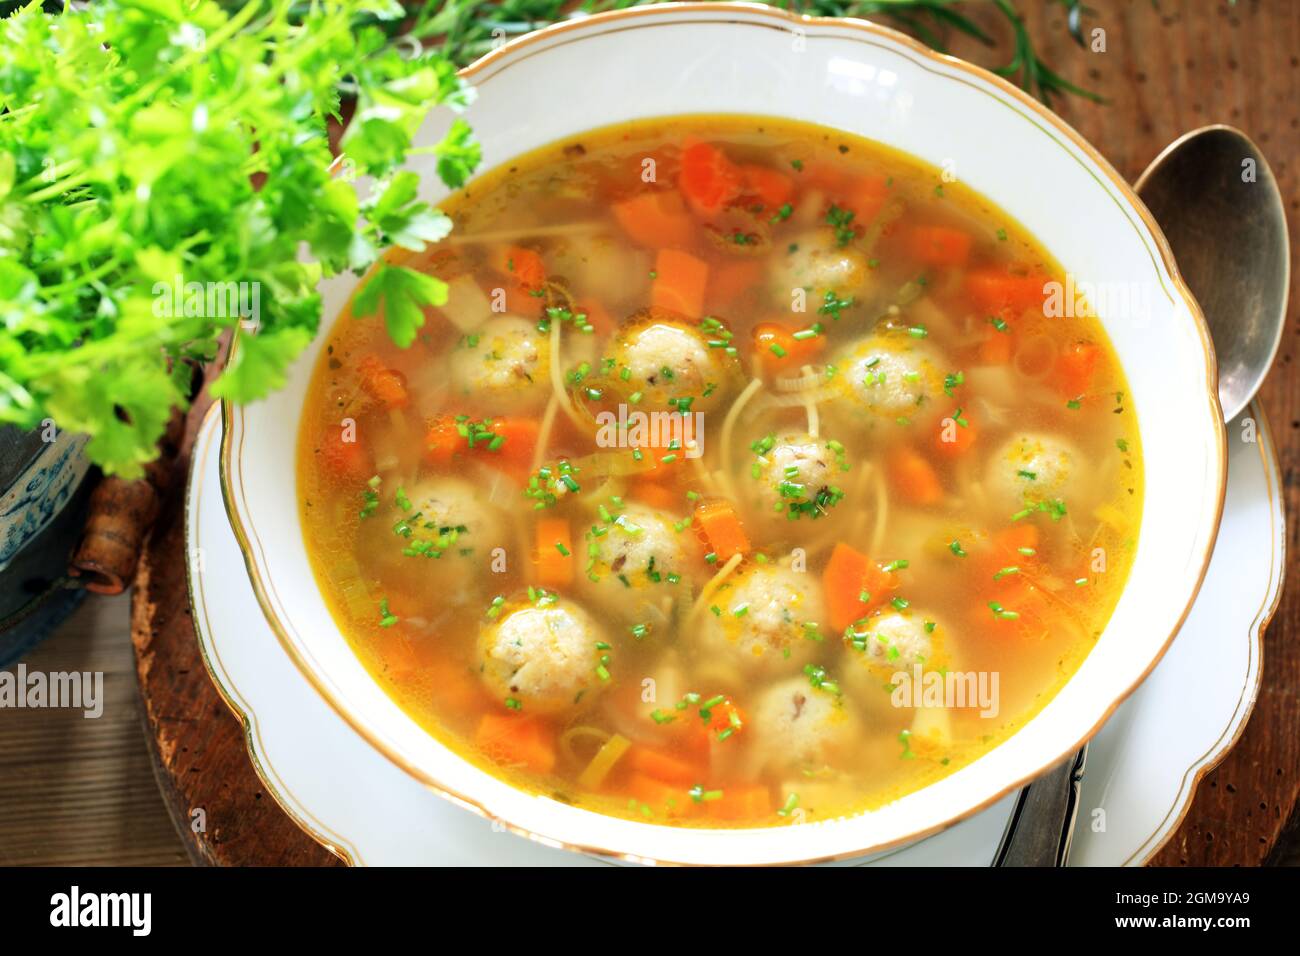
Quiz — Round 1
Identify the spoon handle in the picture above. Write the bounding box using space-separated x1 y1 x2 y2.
992 746 1087 867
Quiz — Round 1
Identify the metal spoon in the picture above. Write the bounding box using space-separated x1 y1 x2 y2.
1135 125 1290 421
995 125 1290 866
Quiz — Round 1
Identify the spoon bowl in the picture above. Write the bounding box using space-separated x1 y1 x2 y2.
1135 125 1290 422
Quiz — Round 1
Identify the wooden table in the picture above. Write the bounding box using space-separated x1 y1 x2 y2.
2 0 1296 866
987 0 1300 868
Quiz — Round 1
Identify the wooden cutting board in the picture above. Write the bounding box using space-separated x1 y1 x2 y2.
129 0 1300 866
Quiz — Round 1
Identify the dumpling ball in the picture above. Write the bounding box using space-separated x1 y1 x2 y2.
698 561 824 675
750 432 846 521
578 503 694 609
359 476 502 603
768 228 873 301
477 597 608 715
606 309 738 413
986 432 1077 510
842 610 943 696
751 676 859 772
834 334 946 427
449 316 549 411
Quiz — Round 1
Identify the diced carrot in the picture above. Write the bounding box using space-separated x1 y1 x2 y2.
752 321 825 375
425 657 485 713
576 299 615 335
706 784 772 822
651 248 709 318
319 428 370 482
887 445 944 505
975 525 1047 612
424 414 463 468
496 246 546 291
373 629 420 680
625 771 697 818
628 478 681 511
481 417 538 482
611 190 697 249
356 355 409 409
904 225 973 268
705 698 745 737
850 174 890 224
979 326 1015 364
424 415 537 480
1056 340 1100 400
626 745 700 786
693 499 750 561
534 516 574 588
634 432 693 480
994 524 1039 557
708 259 764 308
659 715 713 767
965 267 1049 316
679 142 744 215
823 542 897 630
474 713 557 774
740 163 794 208
934 412 977 458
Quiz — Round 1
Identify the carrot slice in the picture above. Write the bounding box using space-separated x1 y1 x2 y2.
424 414 463 468
979 326 1015 364
373 629 420 680
319 428 370 481
534 516 574 588
625 772 697 818
678 141 743 214
740 164 794 208
753 320 824 374
474 713 557 774
904 225 973 267
424 416 536 480
628 478 681 511
694 499 750 561
706 784 772 822
850 174 890 225
577 299 615 335
887 445 944 505
356 355 409 409
1056 340 1100 400
425 657 485 713
823 542 896 631
626 745 700 786
611 190 696 249
481 417 538 482
651 248 709 317
965 267 1049 315
497 246 546 291
934 412 977 458
705 698 745 737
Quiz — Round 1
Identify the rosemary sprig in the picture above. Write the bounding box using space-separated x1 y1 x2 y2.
401 0 1100 106
786 0 1101 105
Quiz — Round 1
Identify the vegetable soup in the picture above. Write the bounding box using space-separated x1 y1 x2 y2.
297 115 1142 827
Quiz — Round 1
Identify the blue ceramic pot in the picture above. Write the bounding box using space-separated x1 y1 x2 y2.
0 424 94 667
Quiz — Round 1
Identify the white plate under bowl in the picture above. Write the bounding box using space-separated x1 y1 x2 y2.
193 399 1281 865
219 3 1227 867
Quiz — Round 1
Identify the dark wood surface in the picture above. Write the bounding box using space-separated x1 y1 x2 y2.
969 0 1300 870
131 390 340 866
130 0 1298 866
